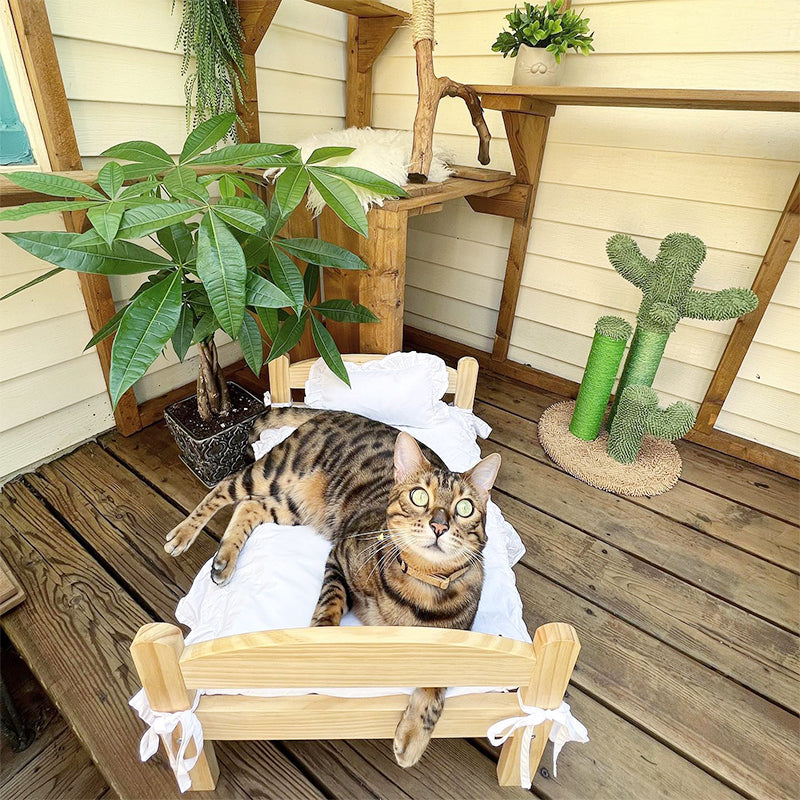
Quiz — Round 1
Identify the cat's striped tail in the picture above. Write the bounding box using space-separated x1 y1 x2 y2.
245 406 322 461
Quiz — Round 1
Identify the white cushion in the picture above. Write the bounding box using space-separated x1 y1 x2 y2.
304 351 451 429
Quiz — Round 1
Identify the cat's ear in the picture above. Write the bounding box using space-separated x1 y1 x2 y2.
464 453 501 499
394 432 430 481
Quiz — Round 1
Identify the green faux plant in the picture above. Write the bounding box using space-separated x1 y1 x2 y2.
492 1 594 62
607 385 695 463
605 232 758 428
0 112 407 421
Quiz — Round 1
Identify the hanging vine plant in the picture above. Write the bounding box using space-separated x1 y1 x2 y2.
174 0 246 139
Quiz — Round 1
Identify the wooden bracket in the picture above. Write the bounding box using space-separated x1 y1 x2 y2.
238 0 282 55
467 184 533 220
481 94 557 118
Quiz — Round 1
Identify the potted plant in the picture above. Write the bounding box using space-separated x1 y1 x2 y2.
492 1 594 86
0 112 406 485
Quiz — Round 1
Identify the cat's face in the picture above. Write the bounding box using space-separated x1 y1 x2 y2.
386 433 501 567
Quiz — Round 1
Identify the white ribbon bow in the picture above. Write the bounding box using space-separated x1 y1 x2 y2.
129 688 204 793
486 697 589 788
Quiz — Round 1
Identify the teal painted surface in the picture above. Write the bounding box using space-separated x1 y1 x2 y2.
0 58 34 166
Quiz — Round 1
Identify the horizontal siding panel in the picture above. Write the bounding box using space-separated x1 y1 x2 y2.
1 212 68 277
0 393 113 483
0 353 108 432
0 269 88 332
381 1 798 57
716 409 800 458
405 285 498 340
405 310 493 353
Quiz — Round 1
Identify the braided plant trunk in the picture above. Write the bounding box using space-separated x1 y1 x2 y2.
605 232 758 428
607 385 696 464
569 315 632 441
196 338 231 421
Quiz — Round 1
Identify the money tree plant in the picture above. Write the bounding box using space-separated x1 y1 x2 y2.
0 113 406 421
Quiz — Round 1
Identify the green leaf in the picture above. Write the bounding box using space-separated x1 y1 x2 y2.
0 171 105 201
239 312 264 375
303 263 320 300
163 166 210 203
218 174 238 199
76 203 198 245
84 304 126 351
157 222 195 265
310 314 349 385
274 166 309 216
180 113 238 163
268 245 304 312
213 200 266 234
306 146 355 164
191 311 219 344
244 154 303 169
308 169 368 237
0 200 98 222
120 162 170 180
278 238 368 271
5 231 172 274
196 212 247 337
246 271 293 308
101 140 173 165
315 166 408 198
256 307 279 341
241 233 273 268
109 271 182 407
87 201 124 245
0 267 63 301
191 142 299 166
313 299 379 323
171 304 194 361
118 176 160 200
98 162 125 198
267 310 307 362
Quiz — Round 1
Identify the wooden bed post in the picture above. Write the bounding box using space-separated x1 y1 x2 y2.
130 623 219 791
496 622 580 787
267 354 292 403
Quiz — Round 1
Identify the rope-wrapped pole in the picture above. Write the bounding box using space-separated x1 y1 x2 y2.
408 0 491 182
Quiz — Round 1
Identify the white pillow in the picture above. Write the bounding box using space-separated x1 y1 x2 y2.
304 351 451 429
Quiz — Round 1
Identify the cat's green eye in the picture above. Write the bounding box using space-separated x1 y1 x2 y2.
410 488 429 506
456 499 474 517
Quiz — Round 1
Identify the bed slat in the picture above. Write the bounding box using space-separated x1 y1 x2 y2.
180 626 534 689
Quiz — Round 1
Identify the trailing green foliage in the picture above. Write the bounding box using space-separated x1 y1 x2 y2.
569 315 632 442
492 1 594 62
606 232 758 427
606 385 696 464
0 113 407 417
174 0 245 139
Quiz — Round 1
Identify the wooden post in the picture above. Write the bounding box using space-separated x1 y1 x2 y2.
454 356 479 411
267 355 291 403
694 171 800 433
131 623 219 792
497 622 580 787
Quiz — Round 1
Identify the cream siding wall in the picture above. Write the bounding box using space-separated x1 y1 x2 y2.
0 0 347 481
372 0 800 456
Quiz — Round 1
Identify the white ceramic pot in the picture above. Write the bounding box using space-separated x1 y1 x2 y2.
512 44 562 86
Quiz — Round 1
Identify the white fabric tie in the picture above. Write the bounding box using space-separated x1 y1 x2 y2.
486 697 589 788
129 689 204 793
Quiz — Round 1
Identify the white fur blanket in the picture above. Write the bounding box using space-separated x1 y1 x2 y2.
269 128 455 214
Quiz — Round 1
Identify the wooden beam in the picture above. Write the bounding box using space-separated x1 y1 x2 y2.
474 86 800 113
235 52 260 142
695 172 800 434
237 0 282 55
346 16 372 127
357 14 404 72
491 110 551 362
8 0 142 436
307 0 408 17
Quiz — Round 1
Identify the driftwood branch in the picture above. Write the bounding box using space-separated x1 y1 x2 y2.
408 38 491 182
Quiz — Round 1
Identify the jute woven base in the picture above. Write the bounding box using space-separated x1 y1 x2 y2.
538 401 682 497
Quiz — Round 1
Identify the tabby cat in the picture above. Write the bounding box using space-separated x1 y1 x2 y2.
164 407 501 767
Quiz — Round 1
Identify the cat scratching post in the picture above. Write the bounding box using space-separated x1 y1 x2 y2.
408 0 491 181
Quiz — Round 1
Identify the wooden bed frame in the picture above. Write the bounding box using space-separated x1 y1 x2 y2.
129 353 581 791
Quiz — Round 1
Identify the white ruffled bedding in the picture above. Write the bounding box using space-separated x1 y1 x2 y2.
175 354 530 699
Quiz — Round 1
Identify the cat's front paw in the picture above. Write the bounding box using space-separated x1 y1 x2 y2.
210 544 239 586
393 716 432 768
164 521 200 557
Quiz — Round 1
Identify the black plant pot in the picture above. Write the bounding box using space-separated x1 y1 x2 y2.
163 382 264 487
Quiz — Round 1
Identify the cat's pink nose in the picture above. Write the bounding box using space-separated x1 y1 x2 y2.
430 510 449 537
430 521 448 537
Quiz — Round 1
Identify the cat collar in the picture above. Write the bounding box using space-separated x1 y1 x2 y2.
395 555 471 590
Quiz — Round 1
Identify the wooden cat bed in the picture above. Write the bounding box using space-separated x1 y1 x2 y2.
130 352 582 791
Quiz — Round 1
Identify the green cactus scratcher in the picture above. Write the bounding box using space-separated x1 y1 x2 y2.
607 385 696 464
605 232 758 427
569 316 632 441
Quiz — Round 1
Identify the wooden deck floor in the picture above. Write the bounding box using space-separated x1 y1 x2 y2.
1 369 798 800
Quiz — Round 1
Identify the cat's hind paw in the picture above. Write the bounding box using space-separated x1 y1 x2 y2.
393 717 432 768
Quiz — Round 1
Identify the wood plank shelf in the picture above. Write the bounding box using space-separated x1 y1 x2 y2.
474 86 800 113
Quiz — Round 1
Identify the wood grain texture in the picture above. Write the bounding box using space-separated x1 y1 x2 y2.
695 172 800 435
474 86 800 112
0 555 25 614
346 16 372 128
307 0 409 18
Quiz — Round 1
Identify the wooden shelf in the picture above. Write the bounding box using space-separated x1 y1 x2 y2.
474 86 800 113
305 0 408 17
